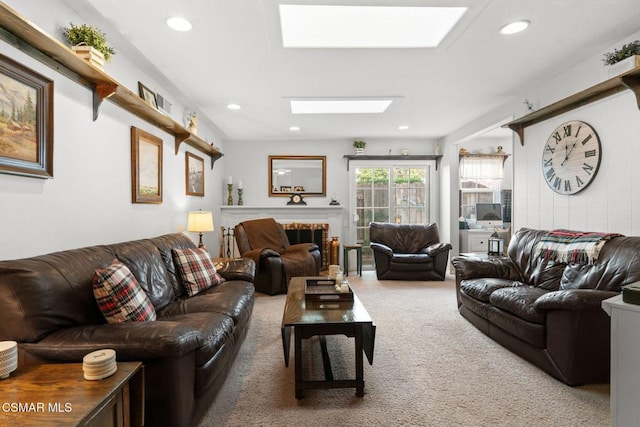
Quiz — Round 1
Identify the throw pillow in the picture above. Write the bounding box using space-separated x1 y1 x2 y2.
172 247 225 297
93 260 157 323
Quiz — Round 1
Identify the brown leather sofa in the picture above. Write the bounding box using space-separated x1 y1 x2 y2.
0 233 255 427
451 227 640 386
369 222 452 280
235 218 321 294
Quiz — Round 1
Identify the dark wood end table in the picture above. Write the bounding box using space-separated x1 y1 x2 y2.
0 361 144 426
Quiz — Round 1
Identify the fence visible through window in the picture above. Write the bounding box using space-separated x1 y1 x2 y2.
354 166 430 270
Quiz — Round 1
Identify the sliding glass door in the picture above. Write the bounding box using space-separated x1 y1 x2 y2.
350 161 436 270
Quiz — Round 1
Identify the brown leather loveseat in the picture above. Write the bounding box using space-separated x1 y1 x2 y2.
369 222 452 280
0 233 255 427
451 227 640 386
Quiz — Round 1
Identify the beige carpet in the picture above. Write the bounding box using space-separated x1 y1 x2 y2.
200 273 610 426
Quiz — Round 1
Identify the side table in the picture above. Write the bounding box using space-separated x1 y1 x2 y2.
602 295 640 427
0 361 144 426
343 244 362 276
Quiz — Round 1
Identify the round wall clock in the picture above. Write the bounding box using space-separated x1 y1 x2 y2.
541 120 602 195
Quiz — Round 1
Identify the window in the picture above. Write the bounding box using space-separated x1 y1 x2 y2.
350 162 435 270
459 155 504 219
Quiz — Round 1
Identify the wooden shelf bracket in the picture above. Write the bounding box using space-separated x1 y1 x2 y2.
92 83 117 121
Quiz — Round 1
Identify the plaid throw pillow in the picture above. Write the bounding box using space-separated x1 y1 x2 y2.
172 247 225 296
93 260 156 323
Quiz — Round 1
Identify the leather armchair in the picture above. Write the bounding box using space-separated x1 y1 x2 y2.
235 218 321 294
369 222 452 280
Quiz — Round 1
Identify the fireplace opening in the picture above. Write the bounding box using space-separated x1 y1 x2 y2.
281 223 329 270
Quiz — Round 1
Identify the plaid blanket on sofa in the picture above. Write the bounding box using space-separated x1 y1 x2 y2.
534 229 623 265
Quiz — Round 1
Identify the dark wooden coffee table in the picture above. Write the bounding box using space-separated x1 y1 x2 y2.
281 276 375 399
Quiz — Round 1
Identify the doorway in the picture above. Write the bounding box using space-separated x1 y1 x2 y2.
349 161 437 270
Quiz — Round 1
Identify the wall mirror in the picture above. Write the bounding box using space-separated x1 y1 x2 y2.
269 155 326 197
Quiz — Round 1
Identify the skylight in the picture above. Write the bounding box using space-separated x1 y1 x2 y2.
279 5 467 48
290 99 393 114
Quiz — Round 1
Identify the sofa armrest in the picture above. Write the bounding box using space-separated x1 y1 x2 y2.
534 289 620 311
370 242 393 256
216 257 256 282
21 320 204 362
423 242 452 256
450 256 521 281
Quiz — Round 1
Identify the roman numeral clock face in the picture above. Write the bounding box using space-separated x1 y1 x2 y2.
541 120 601 195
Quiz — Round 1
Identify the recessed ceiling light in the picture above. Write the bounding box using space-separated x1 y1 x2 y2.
398 125 409 130
227 103 242 110
166 17 192 32
499 20 530 35
279 5 467 48
290 99 393 114
289 126 300 131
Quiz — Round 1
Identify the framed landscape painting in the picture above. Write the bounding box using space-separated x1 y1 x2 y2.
185 151 204 196
131 126 163 204
0 54 53 179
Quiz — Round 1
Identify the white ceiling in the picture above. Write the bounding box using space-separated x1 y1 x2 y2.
62 0 640 142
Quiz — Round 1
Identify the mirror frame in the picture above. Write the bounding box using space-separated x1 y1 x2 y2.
269 155 326 197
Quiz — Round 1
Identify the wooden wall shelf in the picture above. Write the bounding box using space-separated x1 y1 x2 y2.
504 58 640 145
0 2 223 168
343 154 443 171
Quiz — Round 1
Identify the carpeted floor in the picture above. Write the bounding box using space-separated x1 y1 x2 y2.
200 272 610 426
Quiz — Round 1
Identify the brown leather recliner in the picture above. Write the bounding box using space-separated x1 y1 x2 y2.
235 218 321 294
369 222 452 280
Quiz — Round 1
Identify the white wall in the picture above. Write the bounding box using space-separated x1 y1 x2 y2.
0 0 226 259
222 138 438 208
513 91 640 234
445 29 640 238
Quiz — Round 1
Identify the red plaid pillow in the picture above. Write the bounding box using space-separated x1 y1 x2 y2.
93 260 156 323
172 247 225 296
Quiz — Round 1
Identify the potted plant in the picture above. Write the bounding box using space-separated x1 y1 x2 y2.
63 23 116 69
353 140 366 155
603 40 640 77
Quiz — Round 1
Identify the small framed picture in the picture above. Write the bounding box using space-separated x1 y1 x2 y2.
138 82 157 109
131 126 162 204
185 151 204 196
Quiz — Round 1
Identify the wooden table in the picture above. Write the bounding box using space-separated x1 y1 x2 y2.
281 277 375 399
0 362 144 426
343 244 363 276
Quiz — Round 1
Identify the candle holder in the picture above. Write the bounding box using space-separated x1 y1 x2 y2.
227 184 233 205
237 188 244 205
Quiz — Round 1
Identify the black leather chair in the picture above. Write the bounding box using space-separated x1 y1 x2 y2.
369 222 452 280
235 218 321 294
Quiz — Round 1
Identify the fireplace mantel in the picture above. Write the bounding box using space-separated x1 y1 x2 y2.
221 205 344 214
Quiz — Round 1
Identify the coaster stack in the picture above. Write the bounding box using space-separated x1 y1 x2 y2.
83 349 117 380
0 341 18 379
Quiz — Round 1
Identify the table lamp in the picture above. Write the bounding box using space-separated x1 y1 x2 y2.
187 210 214 248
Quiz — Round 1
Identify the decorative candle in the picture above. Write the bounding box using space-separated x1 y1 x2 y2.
228 176 232 185
238 180 243 189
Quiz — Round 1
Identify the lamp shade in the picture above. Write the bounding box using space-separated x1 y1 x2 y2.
187 211 214 233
